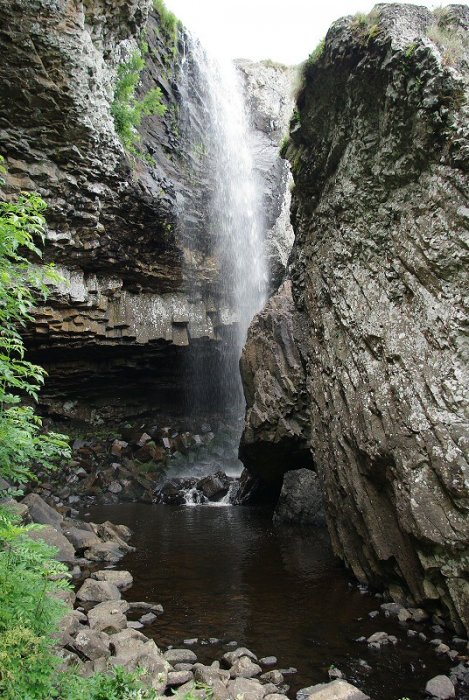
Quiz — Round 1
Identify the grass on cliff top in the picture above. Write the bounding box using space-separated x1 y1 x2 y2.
153 0 181 50
428 7 468 66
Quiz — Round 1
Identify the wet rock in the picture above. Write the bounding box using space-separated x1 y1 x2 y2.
164 648 198 665
367 632 397 649
87 599 129 634
91 569 133 590
425 675 455 699
128 601 163 614
230 656 262 678
127 621 144 629
22 493 63 529
72 629 111 661
139 612 157 625
198 472 229 499
435 643 451 655
84 541 128 563
223 647 258 666
328 667 344 680
261 670 284 685
27 524 76 563
76 578 121 603
273 468 325 526
259 656 278 666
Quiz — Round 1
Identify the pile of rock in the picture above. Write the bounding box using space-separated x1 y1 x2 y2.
17 492 134 566
32 419 241 506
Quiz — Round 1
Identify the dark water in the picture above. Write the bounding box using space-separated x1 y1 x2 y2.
84 504 463 700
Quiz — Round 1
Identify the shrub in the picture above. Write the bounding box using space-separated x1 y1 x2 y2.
111 48 167 156
0 158 70 488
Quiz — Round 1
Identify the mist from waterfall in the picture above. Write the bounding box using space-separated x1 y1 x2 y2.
178 34 267 424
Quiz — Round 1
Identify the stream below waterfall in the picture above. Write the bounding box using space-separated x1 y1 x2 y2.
82 503 465 700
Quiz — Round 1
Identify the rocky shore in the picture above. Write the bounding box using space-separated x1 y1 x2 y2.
2 490 467 700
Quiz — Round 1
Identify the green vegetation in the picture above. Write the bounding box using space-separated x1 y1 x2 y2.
350 10 381 42
0 158 70 489
111 47 167 159
153 0 181 53
427 9 468 66
302 38 325 79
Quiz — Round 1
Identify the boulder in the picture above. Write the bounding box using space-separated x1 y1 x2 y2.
164 649 198 665
76 578 121 603
109 628 170 692
72 629 111 661
229 656 262 678
297 681 369 700
62 526 101 551
223 647 258 666
273 469 325 526
87 599 129 634
27 524 76 563
91 569 133 590
227 677 266 700
84 541 128 563
22 493 63 529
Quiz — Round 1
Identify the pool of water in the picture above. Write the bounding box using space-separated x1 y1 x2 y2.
84 503 464 700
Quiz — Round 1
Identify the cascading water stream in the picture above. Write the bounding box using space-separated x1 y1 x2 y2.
176 34 267 486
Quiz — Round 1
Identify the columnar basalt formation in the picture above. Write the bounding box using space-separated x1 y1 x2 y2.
241 4 469 632
0 0 292 421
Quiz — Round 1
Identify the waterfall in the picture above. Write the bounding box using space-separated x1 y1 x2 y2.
178 35 267 435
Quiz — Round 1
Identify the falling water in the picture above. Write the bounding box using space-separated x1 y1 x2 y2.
178 35 267 427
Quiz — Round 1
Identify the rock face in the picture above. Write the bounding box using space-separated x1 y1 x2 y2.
239 282 312 489
0 1 292 423
242 4 469 632
273 469 325 526
236 60 296 290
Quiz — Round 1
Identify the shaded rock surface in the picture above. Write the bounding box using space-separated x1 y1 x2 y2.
273 469 325 526
239 282 313 489
245 4 469 632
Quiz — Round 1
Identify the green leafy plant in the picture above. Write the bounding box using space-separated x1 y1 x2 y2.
0 506 70 699
111 48 167 158
58 665 159 699
0 158 70 487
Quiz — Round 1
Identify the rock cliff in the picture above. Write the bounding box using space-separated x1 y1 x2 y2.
236 60 296 290
0 0 292 423
241 4 469 632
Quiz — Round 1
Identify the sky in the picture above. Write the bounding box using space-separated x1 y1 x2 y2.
164 0 461 64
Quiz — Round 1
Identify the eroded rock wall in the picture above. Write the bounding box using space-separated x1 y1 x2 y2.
241 4 469 632
0 1 291 423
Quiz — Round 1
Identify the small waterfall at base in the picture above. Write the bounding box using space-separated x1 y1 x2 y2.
174 34 267 495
